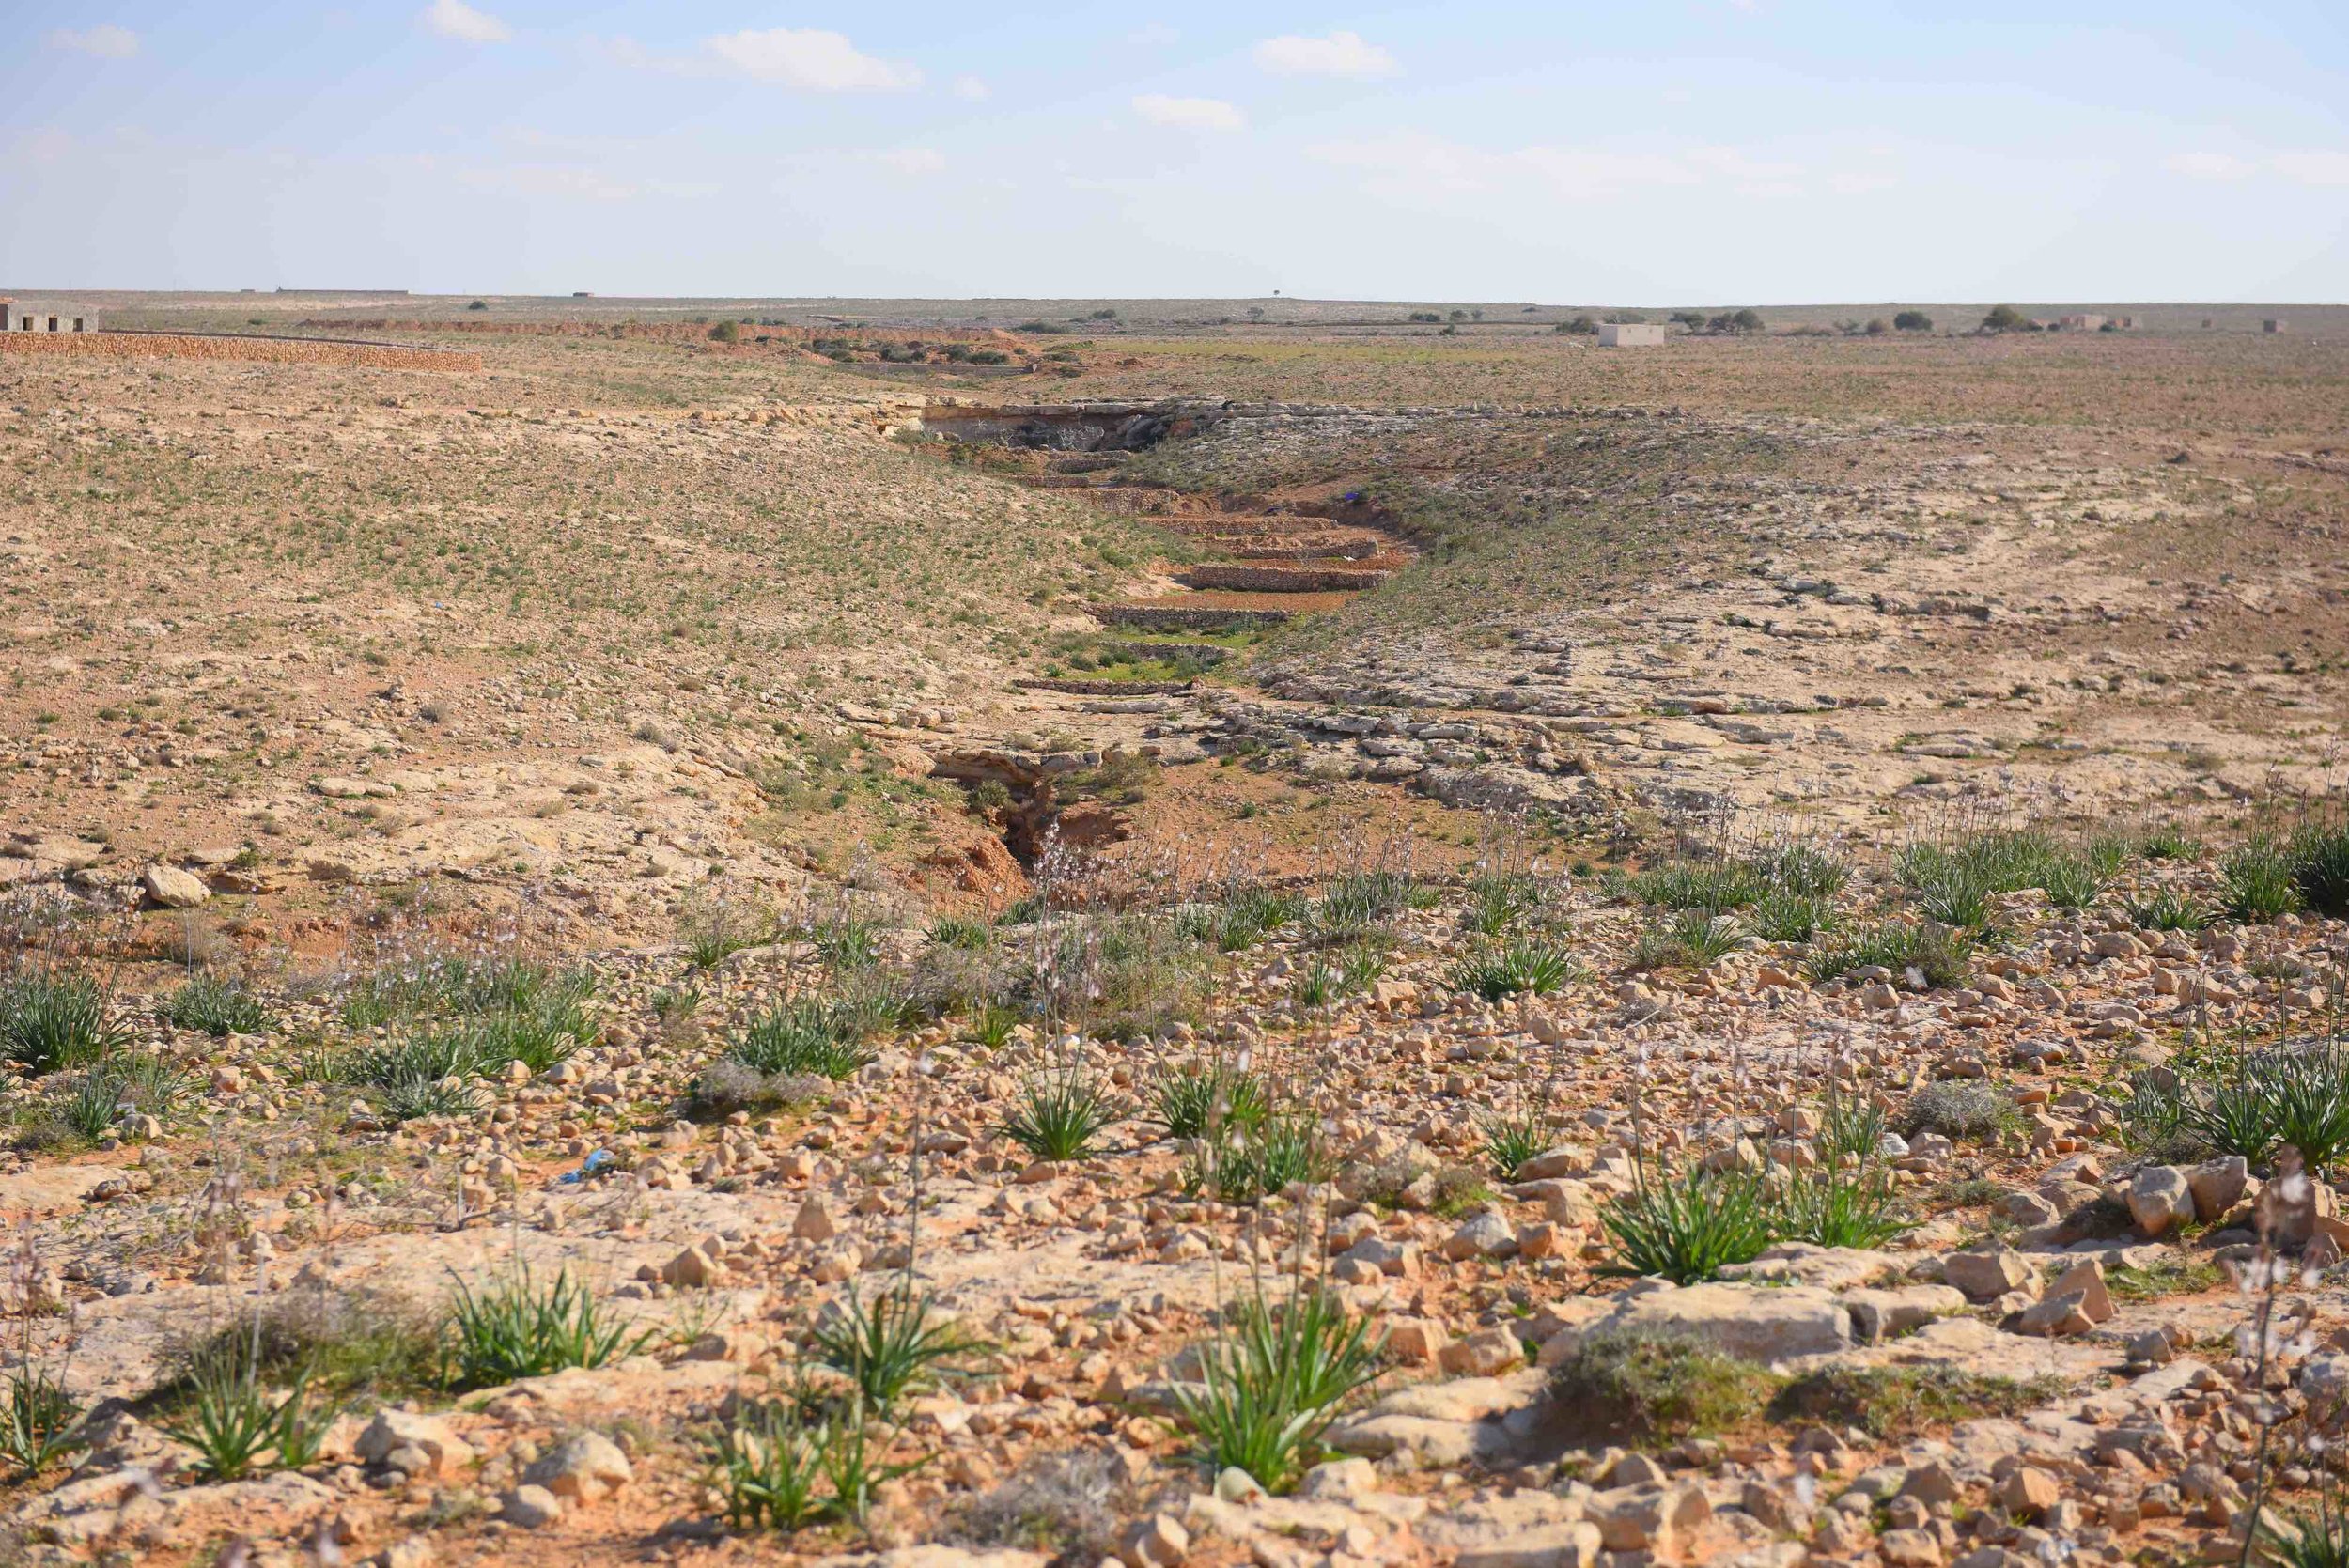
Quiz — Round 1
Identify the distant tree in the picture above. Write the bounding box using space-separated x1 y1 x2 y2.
1603 310 1648 324
1556 315 1598 335
1246 306 1266 320
1892 310 1933 332
1670 310 1707 330
1088 308 1117 320
1447 308 1469 321
466 300 488 311
1864 318 1889 335
1470 308 1485 320
1731 308 1765 334
708 319 739 343
1408 312 1442 323
1981 304 2030 333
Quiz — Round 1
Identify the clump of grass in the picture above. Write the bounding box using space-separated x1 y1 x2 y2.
1548 1329 1775 1441
1771 1165 1911 1250
162 974 267 1037
810 1280 985 1414
1448 939 1584 1001
679 893 774 970
1599 1167 1778 1285
1815 1094 1889 1166
927 916 994 952
1625 860 1760 913
1172 1285 1385 1494
1481 1107 1551 1180
2123 887 2208 932
2261 1485 2349 1568
1749 890 1833 944
1148 1060 1269 1141
0 1365 83 1478
1898 1081 2018 1144
1803 922 1969 987
2139 824 2205 862
709 1391 911 1531
1311 871 1432 940
1465 872 1555 937
1766 1364 2063 1439
1631 911 1742 971
1752 841 1850 898
160 1336 332 1480
2107 1256 2225 1301
2221 834 2301 923
445 1265 651 1388
2292 817 2349 918
0 972 129 1075
1194 885 1306 953
732 999 879 1080
999 1067 1118 1163
51 1052 192 1142
1193 1111 1325 1204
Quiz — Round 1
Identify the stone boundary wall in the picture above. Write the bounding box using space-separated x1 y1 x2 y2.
328 318 1017 349
1011 677 1197 696
1174 564 1390 592
0 332 481 373
1091 605 1292 631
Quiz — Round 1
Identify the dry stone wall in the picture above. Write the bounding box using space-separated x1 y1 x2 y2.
0 332 480 373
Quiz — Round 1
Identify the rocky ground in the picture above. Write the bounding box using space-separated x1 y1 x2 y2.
1 308 2346 1568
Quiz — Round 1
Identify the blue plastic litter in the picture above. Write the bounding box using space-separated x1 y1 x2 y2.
557 1148 616 1185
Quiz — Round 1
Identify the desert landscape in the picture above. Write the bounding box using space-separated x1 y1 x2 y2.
0 290 2345 1568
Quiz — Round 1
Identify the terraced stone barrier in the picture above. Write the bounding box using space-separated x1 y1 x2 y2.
0 331 481 373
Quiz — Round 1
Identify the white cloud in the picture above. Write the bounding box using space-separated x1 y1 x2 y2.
952 74 990 101
422 0 509 43
1308 132 1879 201
458 163 636 200
1252 31 1397 80
1132 94 1245 132
2166 151 2252 179
2271 150 2349 186
872 147 946 176
2168 147 2349 186
701 28 921 91
48 23 138 57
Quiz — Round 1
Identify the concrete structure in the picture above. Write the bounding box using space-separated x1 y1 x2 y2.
2264 318 2287 334
2 300 98 334
1597 322 1667 347
2059 313 2108 332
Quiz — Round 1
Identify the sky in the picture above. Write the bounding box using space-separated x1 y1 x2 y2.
4 1 2345 303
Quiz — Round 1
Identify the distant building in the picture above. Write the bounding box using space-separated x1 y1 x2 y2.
572 291 595 298
1 300 99 334
2059 313 2108 332
2264 318 2287 334
1597 322 1667 347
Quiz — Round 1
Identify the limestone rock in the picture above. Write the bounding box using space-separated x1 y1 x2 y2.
522 1430 632 1505
2126 1166 2192 1236
142 863 210 908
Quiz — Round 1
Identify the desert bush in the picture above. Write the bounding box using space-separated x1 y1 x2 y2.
1766 1363 2061 1438
161 1334 333 1481
2124 888 2208 932
709 1391 909 1531
51 1051 192 1142
1173 1285 1385 1493
1548 1329 1773 1440
1750 890 1833 944
162 974 267 1037
692 1059 829 1117
1815 1094 1889 1167
1631 912 1741 971
1899 1081 2017 1143
1625 860 1759 913
950 1449 1128 1558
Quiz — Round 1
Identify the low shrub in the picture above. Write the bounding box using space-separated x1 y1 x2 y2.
1766 1364 2063 1439
1898 1081 2017 1144
1148 1060 1269 1141
1548 1329 1774 1440
811 1280 985 1413
1449 939 1584 1001
732 999 878 1080
2221 835 2301 922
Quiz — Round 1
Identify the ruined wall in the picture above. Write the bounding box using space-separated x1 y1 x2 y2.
0 332 480 373
1174 564 1389 592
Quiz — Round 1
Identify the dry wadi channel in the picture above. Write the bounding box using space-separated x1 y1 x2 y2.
0 326 2343 1568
